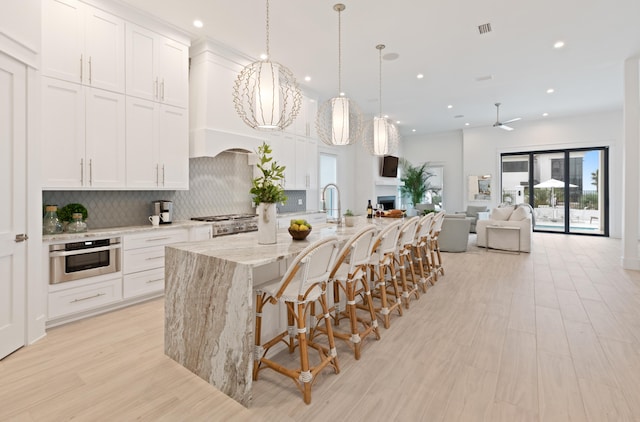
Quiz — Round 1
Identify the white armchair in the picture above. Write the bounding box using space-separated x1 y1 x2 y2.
476 205 532 252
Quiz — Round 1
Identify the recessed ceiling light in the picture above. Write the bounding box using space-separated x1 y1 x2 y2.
465 123 470 126
542 112 549 117
396 120 400 124
339 92 345 97
193 20 203 28
384 114 389 119
259 53 268 60
417 74 424 79
304 76 311 82
412 129 416 132
546 88 555 94
553 41 565 49
447 105 453 109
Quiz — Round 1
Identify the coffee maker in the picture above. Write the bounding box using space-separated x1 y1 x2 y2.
152 200 173 224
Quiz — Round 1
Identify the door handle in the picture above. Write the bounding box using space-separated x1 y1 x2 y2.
15 234 29 242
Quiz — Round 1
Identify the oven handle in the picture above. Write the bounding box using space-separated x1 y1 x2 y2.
49 243 122 258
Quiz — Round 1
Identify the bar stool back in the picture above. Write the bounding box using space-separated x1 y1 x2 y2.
414 212 435 292
253 236 340 404
395 217 421 308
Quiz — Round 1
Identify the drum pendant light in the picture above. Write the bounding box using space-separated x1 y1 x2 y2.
233 0 302 131
364 44 399 156
316 4 363 146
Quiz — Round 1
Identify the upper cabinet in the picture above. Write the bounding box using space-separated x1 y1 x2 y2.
126 23 189 108
41 0 190 190
42 0 125 93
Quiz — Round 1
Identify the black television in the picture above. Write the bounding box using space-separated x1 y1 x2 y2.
380 155 399 178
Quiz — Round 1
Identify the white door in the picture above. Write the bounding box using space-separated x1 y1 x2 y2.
0 53 27 359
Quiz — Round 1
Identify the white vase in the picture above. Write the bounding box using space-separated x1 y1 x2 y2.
258 202 277 244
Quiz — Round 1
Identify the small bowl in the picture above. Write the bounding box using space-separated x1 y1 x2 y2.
288 227 312 240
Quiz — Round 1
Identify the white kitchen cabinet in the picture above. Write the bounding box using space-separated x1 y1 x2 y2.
285 94 318 138
125 97 189 189
42 77 126 189
42 0 125 93
126 23 189 108
190 224 213 241
48 276 123 319
269 130 318 193
123 228 189 299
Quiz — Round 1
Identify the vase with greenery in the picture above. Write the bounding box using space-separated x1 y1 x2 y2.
251 142 287 244
399 158 433 211
343 209 356 227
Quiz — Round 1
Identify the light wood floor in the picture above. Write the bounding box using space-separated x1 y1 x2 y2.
2 233 640 421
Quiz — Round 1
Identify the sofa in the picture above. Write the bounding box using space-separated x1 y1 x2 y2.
476 205 532 252
438 214 472 252
456 205 488 233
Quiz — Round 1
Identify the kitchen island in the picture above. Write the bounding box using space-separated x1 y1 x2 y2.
164 221 376 406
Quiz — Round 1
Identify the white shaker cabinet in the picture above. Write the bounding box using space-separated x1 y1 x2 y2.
42 0 125 93
126 97 189 189
126 23 189 108
42 77 126 189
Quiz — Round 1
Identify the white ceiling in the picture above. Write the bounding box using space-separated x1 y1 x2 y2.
116 0 640 136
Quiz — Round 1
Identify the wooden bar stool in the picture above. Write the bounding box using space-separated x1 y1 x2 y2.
430 211 446 281
394 217 421 308
366 220 403 329
313 225 380 360
412 213 435 292
253 236 340 404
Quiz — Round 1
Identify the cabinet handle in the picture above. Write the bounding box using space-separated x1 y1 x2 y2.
161 79 165 101
146 236 170 242
162 164 166 186
80 158 84 185
80 54 83 82
155 77 158 99
89 158 93 186
145 256 164 261
146 278 164 284
88 56 92 84
15 233 29 243
155 164 159 186
70 292 105 303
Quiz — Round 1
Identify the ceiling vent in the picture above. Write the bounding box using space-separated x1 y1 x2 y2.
478 23 492 34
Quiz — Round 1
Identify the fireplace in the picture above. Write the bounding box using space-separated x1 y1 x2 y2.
376 196 396 210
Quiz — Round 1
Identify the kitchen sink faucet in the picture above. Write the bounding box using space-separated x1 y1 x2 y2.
321 183 342 227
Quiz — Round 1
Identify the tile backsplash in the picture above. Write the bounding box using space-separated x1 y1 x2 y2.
43 151 306 229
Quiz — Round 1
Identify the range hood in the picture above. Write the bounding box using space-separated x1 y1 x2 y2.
189 40 268 158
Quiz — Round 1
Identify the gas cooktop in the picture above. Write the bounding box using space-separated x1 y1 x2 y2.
190 214 256 222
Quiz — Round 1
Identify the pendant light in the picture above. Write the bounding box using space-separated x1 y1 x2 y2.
364 44 399 156
233 0 302 131
316 3 363 146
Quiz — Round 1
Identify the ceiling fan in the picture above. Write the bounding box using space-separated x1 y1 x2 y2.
493 102 521 131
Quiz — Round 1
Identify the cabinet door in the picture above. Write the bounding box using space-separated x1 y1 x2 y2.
85 88 126 188
41 77 85 188
158 37 189 108
126 97 159 188
125 23 157 101
158 105 189 189
295 137 307 189
84 7 125 93
41 0 84 84
272 132 296 189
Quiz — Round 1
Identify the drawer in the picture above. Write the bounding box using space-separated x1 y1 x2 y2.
123 245 165 274
123 268 164 298
124 229 188 250
48 277 122 319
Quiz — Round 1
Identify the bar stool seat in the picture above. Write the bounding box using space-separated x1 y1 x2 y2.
253 236 340 405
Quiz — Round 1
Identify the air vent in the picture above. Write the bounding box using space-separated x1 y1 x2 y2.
478 23 492 34
454 114 464 119
475 75 493 82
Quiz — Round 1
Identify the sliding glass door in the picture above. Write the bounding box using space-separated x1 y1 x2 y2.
501 147 608 236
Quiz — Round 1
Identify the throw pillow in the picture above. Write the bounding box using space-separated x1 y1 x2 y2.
490 206 514 221
509 206 529 221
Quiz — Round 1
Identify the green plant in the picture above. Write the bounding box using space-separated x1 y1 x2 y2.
250 142 287 205
399 158 433 207
344 209 354 216
58 203 88 222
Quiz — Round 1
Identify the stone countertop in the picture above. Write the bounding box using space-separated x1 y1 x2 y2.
42 220 210 242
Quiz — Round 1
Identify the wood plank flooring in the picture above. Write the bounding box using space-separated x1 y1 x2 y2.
2 233 640 421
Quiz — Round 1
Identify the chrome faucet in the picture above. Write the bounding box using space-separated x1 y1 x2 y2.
321 183 342 226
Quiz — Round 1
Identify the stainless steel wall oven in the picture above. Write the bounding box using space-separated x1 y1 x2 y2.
49 238 121 284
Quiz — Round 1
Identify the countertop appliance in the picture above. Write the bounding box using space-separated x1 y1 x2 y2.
190 214 258 237
152 200 173 224
49 237 121 284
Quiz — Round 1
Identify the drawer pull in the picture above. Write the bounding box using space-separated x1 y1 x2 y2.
146 237 171 242
145 256 164 261
146 278 164 284
70 292 105 303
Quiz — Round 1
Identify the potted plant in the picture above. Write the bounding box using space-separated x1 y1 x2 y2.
250 142 287 244
399 158 433 215
343 209 356 227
